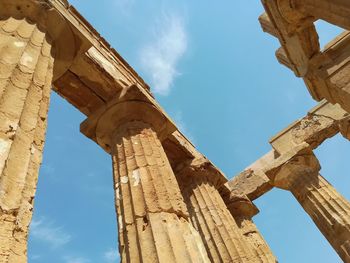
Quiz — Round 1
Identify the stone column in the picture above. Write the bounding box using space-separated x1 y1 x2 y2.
272 153 350 262
81 85 210 263
176 158 258 263
293 0 350 30
226 195 277 263
0 17 54 262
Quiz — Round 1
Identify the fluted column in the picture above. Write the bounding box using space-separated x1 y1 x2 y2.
0 17 54 262
176 159 258 262
112 121 208 262
226 195 277 263
272 153 350 262
81 85 210 263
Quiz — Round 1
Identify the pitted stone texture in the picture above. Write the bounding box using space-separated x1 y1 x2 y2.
235 217 277 263
177 161 259 263
112 121 209 263
0 17 53 263
226 194 277 263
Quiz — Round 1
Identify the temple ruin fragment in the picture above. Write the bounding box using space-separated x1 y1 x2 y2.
0 0 350 262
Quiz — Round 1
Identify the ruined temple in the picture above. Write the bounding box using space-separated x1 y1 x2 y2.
0 0 349 262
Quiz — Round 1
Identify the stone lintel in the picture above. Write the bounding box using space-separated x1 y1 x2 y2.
260 1 319 77
80 84 176 153
270 100 348 155
49 0 150 91
223 151 276 201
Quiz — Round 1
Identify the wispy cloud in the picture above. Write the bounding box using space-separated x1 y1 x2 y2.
140 14 188 95
113 0 134 16
30 217 71 249
63 256 90 263
104 248 119 262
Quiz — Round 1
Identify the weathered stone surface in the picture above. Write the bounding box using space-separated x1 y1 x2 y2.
340 116 350 140
261 0 319 77
82 87 210 263
224 169 273 202
0 17 54 262
270 100 349 154
267 149 350 262
176 158 256 262
260 0 350 113
293 0 350 30
226 194 277 263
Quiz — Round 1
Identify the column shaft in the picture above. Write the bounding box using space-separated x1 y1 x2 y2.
0 18 54 262
291 174 350 262
235 216 276 263
112 121 209 263
178 174 256 263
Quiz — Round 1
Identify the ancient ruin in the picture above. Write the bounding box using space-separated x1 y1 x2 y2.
0 0 349 262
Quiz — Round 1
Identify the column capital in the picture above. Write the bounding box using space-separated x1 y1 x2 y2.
226 193 259 219
0 0 78 81
267 145 320 190
275 0 311 25
81 84 176 153
175 157 228 188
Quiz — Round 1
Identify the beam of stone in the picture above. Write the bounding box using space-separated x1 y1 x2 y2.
224 193 277 263
265 145 350 262
270 100 349 154
260 0 319 77
305 31 350 113
223 151 275 201
293 0 350 31
175 157 258 263
260 1 350 113
0 16 55 262
225 100 349 202
81 85 210 263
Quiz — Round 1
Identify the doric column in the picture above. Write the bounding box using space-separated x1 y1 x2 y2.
0 16 55 262
226 194 277 263
0 1 76 262
271 151 350 262
175 158 258 262
81 85 210 263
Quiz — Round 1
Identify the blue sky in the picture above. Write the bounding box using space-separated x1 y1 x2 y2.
28 1 350 262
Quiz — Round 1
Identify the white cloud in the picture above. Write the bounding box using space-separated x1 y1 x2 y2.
104 248 119 262
140 14 188 95
30 217 71 248
63 256 90 263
